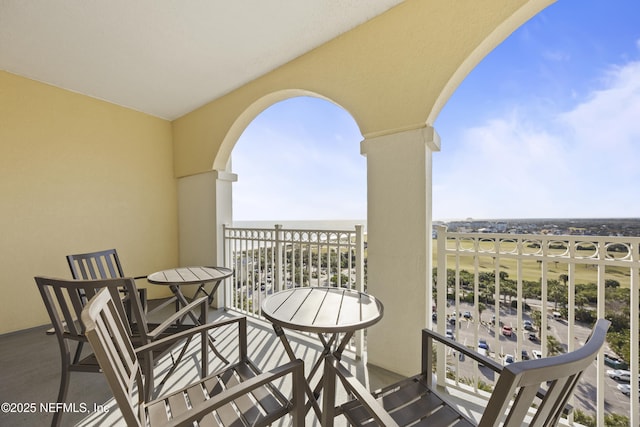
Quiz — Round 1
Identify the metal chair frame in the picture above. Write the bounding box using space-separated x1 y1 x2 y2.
327 319 610 427
81 288 305 427
36 276 210 427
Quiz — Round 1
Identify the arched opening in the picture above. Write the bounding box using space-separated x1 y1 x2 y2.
230 96 365 226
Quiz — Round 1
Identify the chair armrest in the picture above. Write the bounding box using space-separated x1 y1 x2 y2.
161 358 305 427
423 328 572 415
330 355 400 427
146 295 209 339
135 316 246 356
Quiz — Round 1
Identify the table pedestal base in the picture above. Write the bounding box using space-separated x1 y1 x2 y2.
273 324 354 424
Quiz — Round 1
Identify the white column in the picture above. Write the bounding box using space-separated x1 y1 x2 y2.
177 169 237 306
361 126 440 376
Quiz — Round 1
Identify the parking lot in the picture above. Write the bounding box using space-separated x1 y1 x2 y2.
436 302 631 419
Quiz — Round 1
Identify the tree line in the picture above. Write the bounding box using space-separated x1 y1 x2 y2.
436 268 633 363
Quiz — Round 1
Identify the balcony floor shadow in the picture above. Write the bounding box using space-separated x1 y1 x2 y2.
0 301 405 427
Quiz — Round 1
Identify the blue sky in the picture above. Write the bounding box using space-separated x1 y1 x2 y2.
232 0 640 221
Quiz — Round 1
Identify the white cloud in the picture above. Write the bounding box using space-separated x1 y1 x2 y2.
434 115 570 219
434 60 640 219
559 60 640 150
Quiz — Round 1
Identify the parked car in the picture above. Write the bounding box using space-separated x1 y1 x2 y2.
617 384 632 396
521 350 530 360
604 354 629 370
607 369 631 382
445 329 455 340
478 339 489 350
463 311 472 319
523 320 533 330
502 325 513 337
528 332 538 342
617 383 640 396
503 354 515 365
531 350 542 359
449 313 457 325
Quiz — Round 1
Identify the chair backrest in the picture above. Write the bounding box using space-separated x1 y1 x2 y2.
66 249 148 319
66 249 125 280
479 318 610 427
81 287 146 427
35 276 145 353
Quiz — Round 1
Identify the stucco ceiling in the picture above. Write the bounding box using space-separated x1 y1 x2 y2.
0 0 405 120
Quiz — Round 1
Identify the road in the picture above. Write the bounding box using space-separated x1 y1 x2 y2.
438 302 631 420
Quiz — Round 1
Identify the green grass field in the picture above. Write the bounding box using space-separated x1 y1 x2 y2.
432 239 633 288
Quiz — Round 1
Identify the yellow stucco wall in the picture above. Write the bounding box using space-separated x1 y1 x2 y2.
0 71 177 334
172 0 554 177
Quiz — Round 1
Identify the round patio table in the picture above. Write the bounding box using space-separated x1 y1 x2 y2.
262 286 384 424
148 266 234 365
147 266 233 307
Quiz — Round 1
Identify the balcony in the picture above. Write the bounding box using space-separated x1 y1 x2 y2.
6 2 626 425
2 225 637 426
222 224 639 426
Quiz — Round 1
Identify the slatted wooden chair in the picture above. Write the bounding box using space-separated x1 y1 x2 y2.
35 276 210 427
328 318 610 427
81 287 305 427
66 248 148 313
68 249 233 364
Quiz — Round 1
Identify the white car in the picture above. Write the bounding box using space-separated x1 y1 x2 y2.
445 330 455 340
503 354 515 365
531 350 542 359
617 383 639 396
617 384 631 395
607 369 631 382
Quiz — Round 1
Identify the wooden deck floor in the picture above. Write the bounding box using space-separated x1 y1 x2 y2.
0 305 403 427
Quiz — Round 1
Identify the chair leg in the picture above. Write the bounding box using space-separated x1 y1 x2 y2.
158 336 193 389
72 342 84 365
51 358 71 427
143 354 155 401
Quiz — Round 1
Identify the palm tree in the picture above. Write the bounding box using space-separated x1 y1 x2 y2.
478 302 486 321
559 274 569 290
547 335 564 356
531 310 542 332
576 294 588 310
548 279 566 310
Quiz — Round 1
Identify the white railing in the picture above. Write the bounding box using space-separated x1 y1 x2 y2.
435 225 639 427
222 224 366 356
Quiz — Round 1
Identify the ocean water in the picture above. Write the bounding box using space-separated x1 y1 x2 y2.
232 219 367 232
232 218 640 236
